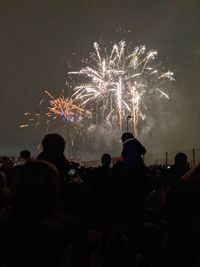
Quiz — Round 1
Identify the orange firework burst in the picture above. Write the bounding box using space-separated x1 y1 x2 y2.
45 90 84 122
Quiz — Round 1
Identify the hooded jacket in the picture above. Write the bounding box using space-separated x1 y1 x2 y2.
122 138 146 170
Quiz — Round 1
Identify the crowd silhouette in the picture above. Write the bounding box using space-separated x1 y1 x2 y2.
0 132 199 266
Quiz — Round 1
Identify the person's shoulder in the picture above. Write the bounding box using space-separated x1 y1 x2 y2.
133 138 142 144
37 151 45 160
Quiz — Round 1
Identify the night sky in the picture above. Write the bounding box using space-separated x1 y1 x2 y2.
0 0 200 159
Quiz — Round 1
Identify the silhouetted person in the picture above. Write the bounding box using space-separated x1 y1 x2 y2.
0 161 73 267
63 167 92 267
7 151 32 190
37 133 69 186
0 156 14 177
121 132 146 172
0 157 15 190
101 153 112 168
168 152 189 187
18 150 31 165
164 159 200 267
89 153 113 223
120 132 147 210
160 152 189 208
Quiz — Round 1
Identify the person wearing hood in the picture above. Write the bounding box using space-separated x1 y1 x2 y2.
121 132 146 172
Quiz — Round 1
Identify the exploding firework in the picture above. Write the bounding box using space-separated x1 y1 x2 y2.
20 90 85 129
20 40 175 160
20 90 87 158
69 41 175 135
45 90 84 122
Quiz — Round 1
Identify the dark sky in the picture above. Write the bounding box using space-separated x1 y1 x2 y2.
0 0 200 158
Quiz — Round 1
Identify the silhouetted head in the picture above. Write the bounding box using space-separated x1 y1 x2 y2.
101 153 112 167
175 152 187 166
20 150 31 160
42 133 65 154
1 157 14 172
15 161 60 216
121 132 134 143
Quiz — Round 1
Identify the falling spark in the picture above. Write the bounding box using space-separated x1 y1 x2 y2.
19 124 29 128
156 88 170 99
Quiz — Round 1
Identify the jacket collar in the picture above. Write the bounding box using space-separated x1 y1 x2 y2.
123 138 135 145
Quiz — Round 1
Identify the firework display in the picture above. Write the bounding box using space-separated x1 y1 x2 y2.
20 90 85 129
45 90 84 122
21 40 174 158
69 41 174 134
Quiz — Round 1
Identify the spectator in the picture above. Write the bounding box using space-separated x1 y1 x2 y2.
18 150 31 165
167 152 189 187
160 152 190 208
0 157 14 188
0 161 73 267
7 151 31 191
101 153 112 169
37 133 70 186
0 156 14 177
121 132 146 172
120 133 147 209
89 153 113 224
